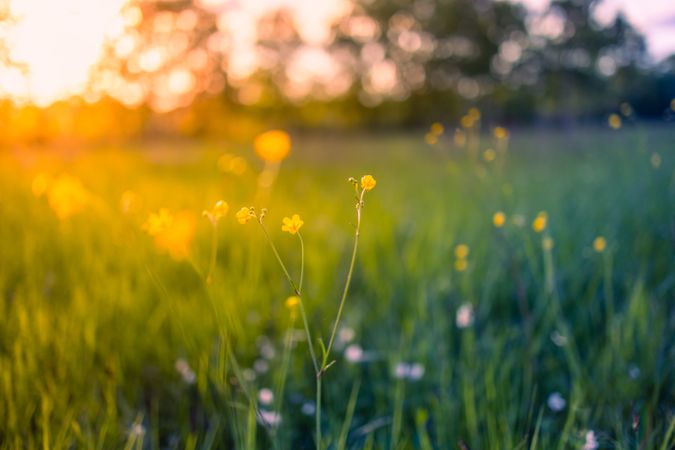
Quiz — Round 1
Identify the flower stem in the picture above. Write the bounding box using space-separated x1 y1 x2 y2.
206 224 218 284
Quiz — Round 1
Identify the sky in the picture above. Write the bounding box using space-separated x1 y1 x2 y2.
515 0 675 59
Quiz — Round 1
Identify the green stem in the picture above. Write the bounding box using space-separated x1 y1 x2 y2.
323 189 365 368
298 232 305 294
316 375 322 450
206 223 218 284
258 221 319 374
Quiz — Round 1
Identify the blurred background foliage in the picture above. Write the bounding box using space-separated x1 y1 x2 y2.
0 0 674 144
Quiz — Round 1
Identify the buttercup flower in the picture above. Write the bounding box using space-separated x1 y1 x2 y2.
608 114 622 130
236 206 253 224
430 122 444 135
493 211 506 228
254 130 291 162
532 212 547 233
593 236 606 253
143 208 174 236
454 244 469 259
47 175 88 220
203 200 229 226
494 126 509 139
281 214 304 235
361 175 376 191
454 258 468 272
285 296 300 309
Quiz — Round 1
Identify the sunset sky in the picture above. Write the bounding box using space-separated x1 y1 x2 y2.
0 0 673 107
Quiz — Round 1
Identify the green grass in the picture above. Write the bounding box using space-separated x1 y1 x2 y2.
0 124 673 449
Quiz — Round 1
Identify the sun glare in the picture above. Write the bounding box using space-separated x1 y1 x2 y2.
0 0 128 106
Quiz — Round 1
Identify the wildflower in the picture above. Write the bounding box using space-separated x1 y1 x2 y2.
468 107 481 120
258 410 282 427
608 114 621 129
454 258 468 272
254 130 291 162
338 327 355 344
218 153 248 175
32 173 51 197
47 175 88 220
456 303 474 328
454 244 469 259
583 430 599 450
301 402 316 416
483 148 496 162
550 330 567 346
532 211 547 233
394 362 425 381
153 211 196 260
258 388 274 405
236 206 253 224
460 115 475 129
129 423 146 438
203 200 229 226
143 208 174 236
494 126 509 140
493 211 506 228
361 175 376 191
547 392 566 412
281 214 304 235
285 296 299 309
175 358 196 384
430 122 444 135
424 132 438 145
607 114 621 130
253 359 269 374
454 129 466 147
344 344 364 363
593 236 606 253
651 152 661 169
542 236 554 251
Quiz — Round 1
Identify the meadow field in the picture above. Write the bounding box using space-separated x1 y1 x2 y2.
0 124 673 449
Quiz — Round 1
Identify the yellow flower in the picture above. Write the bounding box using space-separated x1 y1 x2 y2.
47 175 88 220
608 114 622 130
361 175 376 191
281 214 304 235
154 211 196 260
254 130 291 162
468 107 481 120
494 126 509 140
285 296 300 309
542 236 554 251
430 122 444 136
424 132 438 145
454 258 467 272
218 153 248 175
593 236 607 253
454 129 466 147
460 115 475 129
493 212 506 228
203 200 229 226
236 206 253 224
455 244 469 259
32 173 52 197
483 149 496 162
143 208 174 236
532 212 547 233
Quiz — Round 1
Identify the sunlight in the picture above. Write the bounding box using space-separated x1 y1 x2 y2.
0 0 127 106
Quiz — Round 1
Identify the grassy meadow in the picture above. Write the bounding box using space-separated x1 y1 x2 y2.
0 124 674 449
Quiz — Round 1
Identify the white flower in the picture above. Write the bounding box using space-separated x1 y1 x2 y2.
258 388 274 405
628 365 640 380
338 327 355 344
456 303 474 328
301 402 316 416
547 392 566 412
259 410 282 428
175 358 196 384
242 368 257 382
344 344 364 363
550 330 568 346
583 430 598 450
130 423 146 437
253 359 269 374
393 362 425 381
